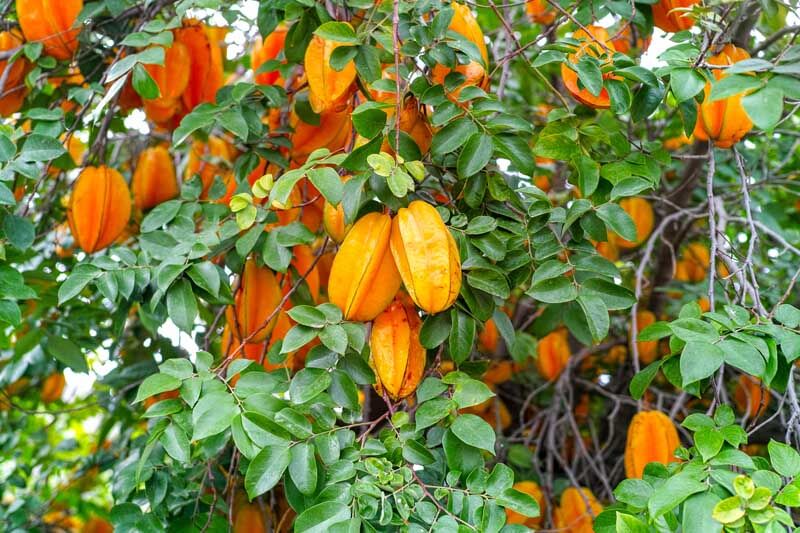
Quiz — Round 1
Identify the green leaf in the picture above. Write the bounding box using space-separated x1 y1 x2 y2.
290 368 332 404
307 167 344 205
350 105 387 139
134 373 181 403
403 439 436 465
596 203 637 242
497 487 540 518
160 423 190 463
289 442 318 495
574 55 603 96
577 293 609 342
293 501 351 533
629 360 662 400
742 87 783 131
245 445 291 499
449 310 476 364
431 118 477 156
695 427 724 461
219 108 249 140
527 276 577 304
3 215 35 250
711 496 745 524
187 262 220 298
615 513 648 533
670 68 705 102
45 336 89 373
420 313 451 349
141 199 182 232
457 133 493 178
451 414 496 455
192 391 238 440
647 471 707 517
166 279 197 333
682 492 722 533
614 479 652 508
19 133 67 162
681 341 724 386
288 305 327 327
709 74 762 101
452 378 494 409
768 440 800 477
131 63 159 99
282 325 319 353
314 21 358 44
0 300 21 326
575 155 600 196
669 318 720 343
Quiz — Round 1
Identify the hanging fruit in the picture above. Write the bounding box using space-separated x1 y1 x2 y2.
290 106 353 165
381 97 433 156
370 298 425 400
536 328 571 381
525 0 556 25
225 258 283 343
16 0 82 60
67 166 132 254
40 373 65 403
734 375 770 418
693 44 754 149
554 487 603 533
652 0 699 33
328 212 401 321
624 410 680 478
142 41 191 123
175 20 224 112
560 25 617 109
132 146 179 211
430 3 490 101
305 28 357 113
184 137 236 199
0 31 31 116
322 176 352 243
390 200 462 314
633 310 659 364
252 25 288 85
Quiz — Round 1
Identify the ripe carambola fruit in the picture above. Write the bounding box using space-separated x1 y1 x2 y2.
40 373 65 403
175 20 224 112
0 31 31 116
633 310 659 364
67 166 131 254
560 25 617 109
693 44 754 149
554 486 603 533
430 3 490 101
652 0 699 33
252 26 287 85
328 212 401 321
614 197 654 249
390 201 461 314
624 410 680 478
536 328 570 381
304 29 357 113
132 146 179 211
370 299 425 400
143 40 191 122
16 0 82 60
734 375 770 418
225 258 282 343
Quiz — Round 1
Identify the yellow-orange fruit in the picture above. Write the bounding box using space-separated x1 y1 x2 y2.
506 481 544 527
525 0 555 25
536 328 570 381
81 517 113 533
595 240 619 261
663 133 692 151
611 25 652 55
322 175 352 243
624 410 680 478
175 20 224 112
554 487 603 533
561 26 616 109
430 3 490 101
233 502 265 533
132 146 178 211
305 30 357 113
278 245 321 304
633 310 659 365
734 375 770 418
0 31 30 116
40 373 65 403
370 298 425 400
614 197 654 249
290 105 353 165
381 97 433 155
652 0 699 33
225 258 282 343
252 26 287 85
143 41 191 122
67 166 131 254
483 360 513 386
390 201 462 314
184 137 236 199
329 212 401 321
478 318 499 353
475 396 512 430
16 0 82 60
694 44 754 149
676 242 710 282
